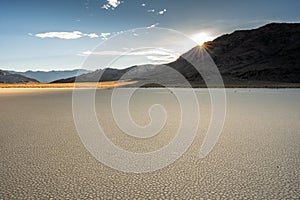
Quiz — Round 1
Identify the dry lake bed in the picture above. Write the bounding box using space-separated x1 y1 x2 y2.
0 88 300 199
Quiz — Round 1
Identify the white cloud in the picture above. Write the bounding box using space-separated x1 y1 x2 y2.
101 0 122 10
108 0 121 8
80 50 93 55
129 49 175 57
35 31 83 39
35 31 109 40
141 3 146 7
101 4 110 10
79 49 178 60
146 55 177 62
80 50 120 56
79 49 179 64
147 8 167 15
111 30 124 35
100 32 111 40
147 23 159 29
78 49 179 66
158 9 167 15
86 33 99 38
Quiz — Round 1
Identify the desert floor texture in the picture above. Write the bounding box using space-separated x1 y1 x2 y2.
0 88 300 199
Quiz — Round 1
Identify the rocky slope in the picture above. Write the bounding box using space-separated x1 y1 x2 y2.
204 23 300 83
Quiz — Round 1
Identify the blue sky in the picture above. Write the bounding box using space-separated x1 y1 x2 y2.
0 0 299 71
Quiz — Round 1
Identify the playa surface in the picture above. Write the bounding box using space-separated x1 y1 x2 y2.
0 88 300 199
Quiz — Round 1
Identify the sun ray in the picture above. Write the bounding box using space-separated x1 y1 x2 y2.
191 32 215 46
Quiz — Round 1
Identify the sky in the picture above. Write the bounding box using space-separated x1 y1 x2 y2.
0 0 299 71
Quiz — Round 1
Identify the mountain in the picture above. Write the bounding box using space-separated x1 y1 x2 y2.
51 67 134 83
53 23 300 86
203 23 300 83
0 70 39 83
9 69 90 83
51 64 188 86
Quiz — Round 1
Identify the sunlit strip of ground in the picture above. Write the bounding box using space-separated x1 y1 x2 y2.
0 81 138 88
1 81 300 89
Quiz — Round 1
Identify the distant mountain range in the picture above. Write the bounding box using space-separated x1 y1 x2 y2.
53 23 300 86
8 69 90 83
0 70 39 83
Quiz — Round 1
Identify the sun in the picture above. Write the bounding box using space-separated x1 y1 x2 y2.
191 32 215 46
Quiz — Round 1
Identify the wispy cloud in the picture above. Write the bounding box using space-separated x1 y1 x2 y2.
157 9 167 15
146 55 177 62
101 4 110 10
35 31 83 39
35 31 110 40
147 23 159 29
147 9 155 13
100 32 111 40
78 49 178 63
101 0 122 10
80 50 122 56
83 33 99 38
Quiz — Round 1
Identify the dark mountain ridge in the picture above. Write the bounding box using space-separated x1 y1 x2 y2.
203 23 300 83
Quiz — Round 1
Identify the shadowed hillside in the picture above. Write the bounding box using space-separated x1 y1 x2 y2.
204 23 300 83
